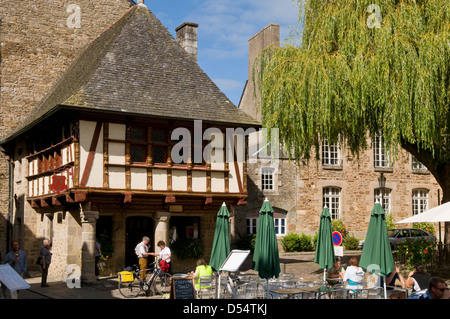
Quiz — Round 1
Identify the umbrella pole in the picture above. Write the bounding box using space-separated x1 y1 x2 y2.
383 276 387 299
217 271 221 299
323 269 326 282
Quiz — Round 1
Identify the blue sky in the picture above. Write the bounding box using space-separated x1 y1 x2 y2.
144 0 300 106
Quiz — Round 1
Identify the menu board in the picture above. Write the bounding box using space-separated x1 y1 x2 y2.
171 277 196 299
219 250 250 272
0 264 30 292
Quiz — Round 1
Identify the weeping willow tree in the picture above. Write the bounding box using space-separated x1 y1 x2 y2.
255 0 450 242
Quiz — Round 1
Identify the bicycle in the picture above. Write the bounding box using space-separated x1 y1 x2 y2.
118 260 172 298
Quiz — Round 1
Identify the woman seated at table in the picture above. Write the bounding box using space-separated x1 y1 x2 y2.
191 258 213 290
406 264 431 293
343 257 365 288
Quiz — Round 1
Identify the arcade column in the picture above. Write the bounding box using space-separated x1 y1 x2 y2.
80 209 99 283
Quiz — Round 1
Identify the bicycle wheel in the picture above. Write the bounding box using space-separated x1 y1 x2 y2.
118 275 142 298
154 272 172 295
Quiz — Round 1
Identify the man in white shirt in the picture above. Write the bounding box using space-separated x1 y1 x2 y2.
135 236 155 280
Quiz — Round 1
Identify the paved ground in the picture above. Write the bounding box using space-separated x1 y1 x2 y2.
6 251 358 300
4 250 449 300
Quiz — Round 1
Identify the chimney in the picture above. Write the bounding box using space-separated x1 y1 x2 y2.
239 23 280 121
176 22 199 62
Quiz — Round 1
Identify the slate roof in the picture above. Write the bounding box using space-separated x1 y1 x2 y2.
1 4 260 144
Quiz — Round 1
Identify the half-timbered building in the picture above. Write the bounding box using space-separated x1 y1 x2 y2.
0 3 259 282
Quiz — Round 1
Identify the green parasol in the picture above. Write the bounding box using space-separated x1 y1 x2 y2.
252 198 280 296
359 202 395 298
314 207 335 281
209 202 231 272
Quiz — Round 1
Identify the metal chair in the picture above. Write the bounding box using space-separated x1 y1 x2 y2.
367 287 383 299
197 275 214 299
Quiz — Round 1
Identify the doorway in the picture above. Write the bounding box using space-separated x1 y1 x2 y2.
125 216 154 267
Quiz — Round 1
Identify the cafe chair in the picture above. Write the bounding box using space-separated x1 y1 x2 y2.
197 275 214 299
367 287 383 299
331 284 349 299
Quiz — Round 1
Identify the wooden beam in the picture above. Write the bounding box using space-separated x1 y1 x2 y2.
40 199 49 208
80 121 102 187
124 192 132 204
205 196 213 205
65 193 75 203
74 191 87 202
52 197 62 206
165 195 176 204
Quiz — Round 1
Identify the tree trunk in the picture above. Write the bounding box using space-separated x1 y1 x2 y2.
401 141 450 267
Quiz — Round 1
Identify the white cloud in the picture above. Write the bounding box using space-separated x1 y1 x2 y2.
188 0 300 60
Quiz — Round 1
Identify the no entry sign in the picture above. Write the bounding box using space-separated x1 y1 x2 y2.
332 231 342 246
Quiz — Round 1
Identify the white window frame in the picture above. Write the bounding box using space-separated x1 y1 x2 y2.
323 187 341 220
412 156 426 171
412 189 429 215
373 134 392 168
261 167 275 191
322 138 341 167
274 217 286 236
374 188 391 214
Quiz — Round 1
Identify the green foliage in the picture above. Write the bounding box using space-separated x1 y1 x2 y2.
170 238 204 260
332 220 348 238
234 233 256 252
299 234 314 251
343 234 360 250
281 233 314 252
97 238 113 258
254 0 450 169
281 233 302 252
385 213 396 230
395 239 437 270
413 222 436 235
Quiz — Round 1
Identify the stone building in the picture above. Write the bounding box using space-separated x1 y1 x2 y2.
0 0 135 268
236 24 442 246
0 2 259 282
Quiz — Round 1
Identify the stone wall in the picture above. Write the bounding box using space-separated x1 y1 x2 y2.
0 0 133 261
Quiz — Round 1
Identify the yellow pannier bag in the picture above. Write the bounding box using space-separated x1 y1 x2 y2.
118 271 134 282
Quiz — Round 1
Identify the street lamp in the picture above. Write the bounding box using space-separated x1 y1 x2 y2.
378 172 386 189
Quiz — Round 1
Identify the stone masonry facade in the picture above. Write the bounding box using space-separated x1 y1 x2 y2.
236 24 442 248
0 0 134 267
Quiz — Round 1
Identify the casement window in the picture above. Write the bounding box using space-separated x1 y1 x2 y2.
261 167 274 191
373 134 392 168
412 189 429 215
129 126 147 163
274 217 286 236
151 128 168 164
412 156 426 171
322 139 341 167
323 187 341 219
374 188 391 214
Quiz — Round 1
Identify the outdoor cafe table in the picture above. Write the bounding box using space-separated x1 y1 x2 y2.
268 286 322 299
344 285 374 299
